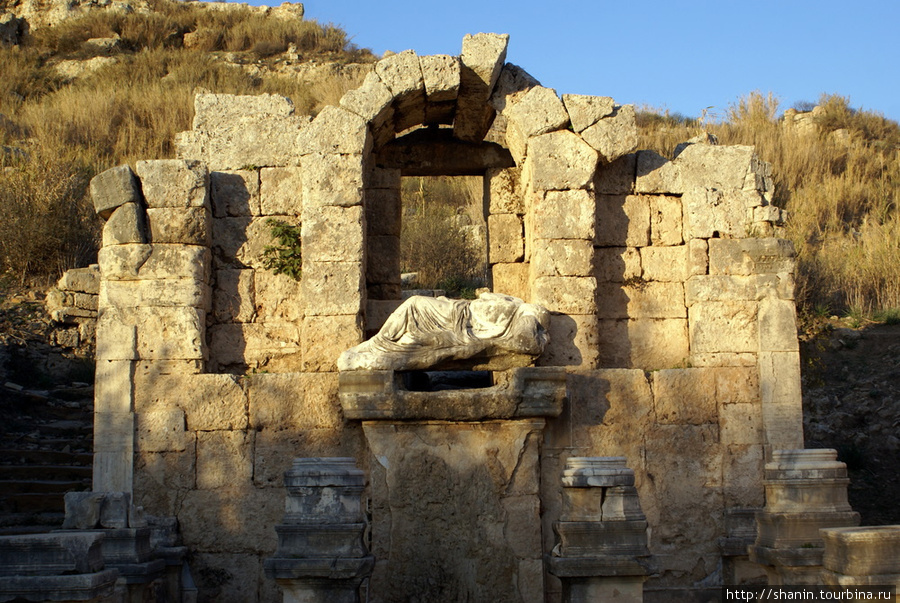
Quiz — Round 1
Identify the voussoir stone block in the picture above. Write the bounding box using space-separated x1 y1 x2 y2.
580 105 638 164
135 159 209 210
504 85 569 138
339 71 394 127
91 164 142 219
561 94 615 133
455 32 509 142
526 130 598 191
419 54 460 102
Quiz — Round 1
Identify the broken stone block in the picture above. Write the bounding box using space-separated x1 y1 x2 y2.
532 239 592 277
135 159 209 210
635 150 683 194
561 94 615 133
676 143 757 192
210 169 261 217
580 105 638 164
504 85 569 138
0 532 107 575
533 189 594 240
259 167 302 216
488 214 524 263
302 204 364 263
58 265 100 294
91 164 142 220
419 54 460 102
455 33 509 142
99 491 131 529
297 105 372 155
146 207 211 245
526 130 598 191
62 492 105 529
102 202 148 246
595 195 650 247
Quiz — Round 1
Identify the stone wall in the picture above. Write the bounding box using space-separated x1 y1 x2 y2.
90 33 805 602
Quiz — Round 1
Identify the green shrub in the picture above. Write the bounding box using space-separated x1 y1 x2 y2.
261 219 302 281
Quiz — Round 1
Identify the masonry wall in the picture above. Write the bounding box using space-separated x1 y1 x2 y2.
89 34 804 602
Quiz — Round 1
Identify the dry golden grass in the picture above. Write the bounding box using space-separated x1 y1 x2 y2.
638 92 900 316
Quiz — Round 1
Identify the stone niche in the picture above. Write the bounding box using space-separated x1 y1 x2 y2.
88 31 804 603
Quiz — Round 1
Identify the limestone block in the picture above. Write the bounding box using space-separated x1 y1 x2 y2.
248 371 342 430
708 238 796 276
723 444 765 508
367 165 401 190
374 49 424 101
300 261 364 316
714 366 760 405
134 449 196 515
491 262 530 300
533 189 594 240
102 202 148 246
100 278 210 309
207 322 301 372
134 359 204 381
141 373 248 431
252 429 301 488
135 409 189 453
296 105 371 155
301 204 364 263
254 270 303 323
682 188 753 239
58 265 100 294
593 247 641 282
488 214 524 263
300 152 365 208
366 299 402 334
95 309 137 360
686 274 785 305
455 32 509 142
580 105 638 164
676 143 756 192
596 281 686 319
595 195 650 247
526 130 598 191
758 298 799 352
561 94 615 133
689 238 709 276
367 236 401 285
210 170 260 217
489 63 540 114
487 166 524 215
533 276 596 314
98 244 210 282
641 246 688 282
258 166 302 217
93 411 134 453
650 194 683 246
719 402 764 446
532 238 592 277
653 368 718 425
419 54 460 102
596 318 690 370
634 150 682 194
177 93 309 171
93 449 133 493
91 165 142 220
212 216 283 270
690 353 758 368
365 188 401 237
339 71 393 127
504 85 569 138
302 314 364 372
135 159 209 210
594 153 636 195
758 351 804 450
538 313 599 368
689 301 758 354
822 526 900 576
213 269 255 323
146 207 211 245
138 306 206 360
196 430 253 490
94 360 134 417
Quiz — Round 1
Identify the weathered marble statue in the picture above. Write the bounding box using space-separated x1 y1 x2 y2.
338 293 551 371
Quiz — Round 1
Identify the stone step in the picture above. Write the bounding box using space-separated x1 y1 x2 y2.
0 449 92 466
4 436 92 452
0 480 90 494
0 465 92 481
0 512 64 536
0 492 69 514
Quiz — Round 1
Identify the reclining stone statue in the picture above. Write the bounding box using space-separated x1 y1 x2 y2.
337 292 551 371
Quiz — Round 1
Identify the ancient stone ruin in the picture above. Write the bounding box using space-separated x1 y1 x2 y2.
3 32 898 603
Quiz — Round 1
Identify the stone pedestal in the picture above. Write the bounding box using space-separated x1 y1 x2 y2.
264 458 374 603
821 526 900 597
548 457 651 603
341 367 564 603
749 449 860 586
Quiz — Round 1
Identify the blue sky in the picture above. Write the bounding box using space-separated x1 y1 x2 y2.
244 0 900 122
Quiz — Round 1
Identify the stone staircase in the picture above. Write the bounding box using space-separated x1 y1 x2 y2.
0 382 93 534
